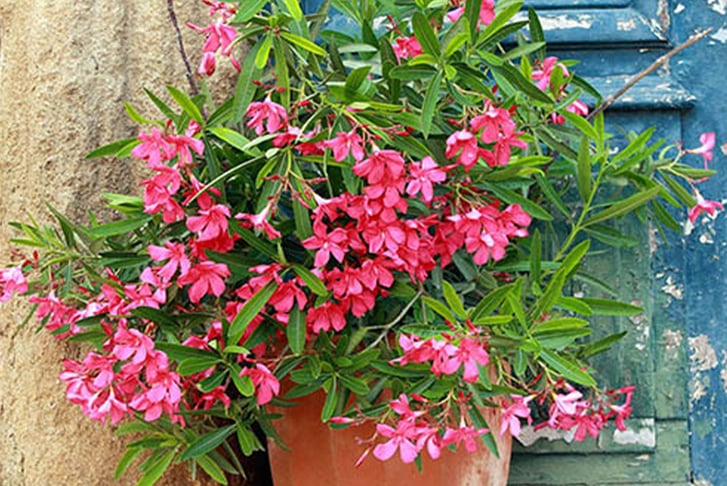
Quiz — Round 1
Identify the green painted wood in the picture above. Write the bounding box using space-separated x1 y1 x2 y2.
509 420 689 484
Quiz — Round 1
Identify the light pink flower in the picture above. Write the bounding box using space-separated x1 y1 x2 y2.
373 421 419 463
0 265 27 302
407 156 448 202
324 130 365 162
148 241 191 281
240 364 280 405
245 100 289 135
392 36 423 61
688 192 724 223
500 395 533 437
186 204 231 242
177 261 230 303
445 130 480 171
686 132 716 166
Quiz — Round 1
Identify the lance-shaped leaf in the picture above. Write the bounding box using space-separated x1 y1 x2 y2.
412 12 440 57
228 282 276 344
287 305 307 355
280 31 327 56
584 185 662 226
421 69 443 138
167 85 204 124
576 136 592 202
179 424 237 461
540 349 596 387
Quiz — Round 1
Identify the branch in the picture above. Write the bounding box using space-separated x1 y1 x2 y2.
587 28 712 120
167 0 199 96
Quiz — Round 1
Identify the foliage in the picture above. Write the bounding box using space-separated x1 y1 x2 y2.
1 0 721 483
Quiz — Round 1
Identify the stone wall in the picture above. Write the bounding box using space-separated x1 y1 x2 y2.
0 2 222 484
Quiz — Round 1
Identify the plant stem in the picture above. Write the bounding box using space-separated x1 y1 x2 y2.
167 0 199 96
366 289 424 349
588 28 712 120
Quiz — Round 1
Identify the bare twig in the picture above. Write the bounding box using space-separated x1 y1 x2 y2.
588 28 712 120
167 0 199 96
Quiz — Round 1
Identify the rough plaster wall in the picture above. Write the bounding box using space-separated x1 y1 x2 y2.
0 2 219 484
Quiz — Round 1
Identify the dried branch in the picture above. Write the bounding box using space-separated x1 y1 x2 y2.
588 28 712 120
167 0 199 96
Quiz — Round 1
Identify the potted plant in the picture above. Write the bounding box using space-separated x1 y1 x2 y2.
0 0 720 484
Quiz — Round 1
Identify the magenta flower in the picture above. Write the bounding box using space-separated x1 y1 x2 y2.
440 337 489 383
500 395 533 437
245 100 289 135
688 192 724 223
324 129 365 162
442 423 489 453
187 20 240 75
0 265 27 302
686 131 716 166
373 420 419 463
445 130 480 171
148 241 191 282
186 204 231 242
177 261 230 303
532 57 569 92
407 156 448 202
392 36 423 61
240 364 280 405
446 0 495 26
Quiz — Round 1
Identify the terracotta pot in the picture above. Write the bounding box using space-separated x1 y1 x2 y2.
267 391 512 486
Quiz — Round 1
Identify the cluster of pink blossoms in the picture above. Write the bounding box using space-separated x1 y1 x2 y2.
393 334 490 383
59 321 182 425
369 394 490 464
187 1 239 76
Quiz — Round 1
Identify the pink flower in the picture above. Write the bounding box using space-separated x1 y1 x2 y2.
187 20 240 74
446 0 495 26
688 192 724 223
392 36 423 61
500 395 533 437
324 130 365 162
439 337 489 383
306 301 348 333
373 421 419 463
148 241 191 281
445 130 480 171
177 261 230 303
532 57 569 92
245 100 289 135
131 127 173 168
302 222 350 268
236 204 281 240
240 364 280 405
186 204 231 242
111 323 156 368
407 156 448 202
166 121 205 167
442 423 489 453
686 132 716 166
0 265 27 302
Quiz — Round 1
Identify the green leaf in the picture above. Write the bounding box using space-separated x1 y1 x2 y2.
441 280 467 319
155 342 219 361
208 127 255 154
177 357 220 376
422 296 457 323
280 32 327 56
464 0 481 40
86 138 139 159
124 102 153 125
115 447 144 480
661 174 697 207
579 298 642 316
292 264 328 296
280 0 304 20
287 305 307 355
412 12 440 57
88 217 151 238
576 136 592 202
584 185 662 226
338 374 369 395
130 307 176 327
232 41 262 124
527 8 546 60
583 224 639 248
233 0 269 22
167 85 204 124
179 424 237 461
195 455 228 485
230 225 278 259
230 366 256 396
321 378 338 421
491 63 553 104
540 349 596 387
144 88 178 120
533 317 589 334
237 424 265 456
579 331 627 358
255 34 273 69
502 41 546 62
556 296 592 316
560 110 598 141
479 183 552 221
228 282 276 344
135 448 176 486
344 66 372 96
421 70 443 138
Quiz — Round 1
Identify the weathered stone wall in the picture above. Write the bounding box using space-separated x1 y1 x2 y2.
0 2 220 484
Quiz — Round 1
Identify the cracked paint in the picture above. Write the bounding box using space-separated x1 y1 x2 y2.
516 425 574 447
710 26 727 43
660 276 684 301
613 419 656 448
663 329 683 360
538 14 594 30
689 335 719 371
707 0 727 15
617 19 636 31
629 300 649 351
